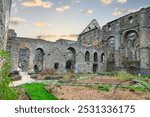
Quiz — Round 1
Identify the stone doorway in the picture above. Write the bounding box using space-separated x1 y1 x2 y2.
65 47 76 71
93 64 98 73
18 48 30 72
34 48 44 72
66 60 72 70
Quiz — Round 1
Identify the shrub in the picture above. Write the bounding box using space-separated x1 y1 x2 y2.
129 85 145 92
11 75 22 81
63 71 75 79
30 74 38 79
117 70 135 80
39 69 56 76
0 49 18 100
98 84 111 92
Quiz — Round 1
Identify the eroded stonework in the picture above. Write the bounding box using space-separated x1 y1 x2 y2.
7 7 150 75
0 0 11 49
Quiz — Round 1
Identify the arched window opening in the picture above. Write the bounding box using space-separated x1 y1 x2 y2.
34 48 44 72
94 52 98 62
101 53 105 63
18 47 30 71
54 63 59 70
85 51 90 62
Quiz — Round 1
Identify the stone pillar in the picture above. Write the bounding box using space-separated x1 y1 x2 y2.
139 9 150 74
114 22 122 69
0 0 12 50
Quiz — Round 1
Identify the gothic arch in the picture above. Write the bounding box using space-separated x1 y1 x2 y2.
18 47 30 71
101 53 105 63
123 30 140 62
106 36 115 71
85 51 90 62
94 52 98 62
65 47 76 71
34 48 44 72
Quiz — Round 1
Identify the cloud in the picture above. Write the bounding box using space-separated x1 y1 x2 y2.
100 0 113 5
112 8 129 16
73 0 81 3
117 0 127 4
56 5 70 13
21 0 53 8
80 9 94 14
112 6 148 16
75 0 81 3
10 16 27 25
34 21 50 27
36 34 78 41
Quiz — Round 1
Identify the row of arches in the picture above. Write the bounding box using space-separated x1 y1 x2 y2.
18 48 44 72
106 30 140 71
18 46 105 73
85 51 105 63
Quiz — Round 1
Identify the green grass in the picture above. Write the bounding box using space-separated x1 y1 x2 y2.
117 70 135 80
21 83 58 100
98 84 112 92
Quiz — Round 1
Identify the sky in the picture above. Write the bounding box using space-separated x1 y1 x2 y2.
10 0 150 42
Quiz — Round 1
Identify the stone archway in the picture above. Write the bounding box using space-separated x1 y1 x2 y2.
93 64 98 73
85 51 90 62
106 36 115 71
34 48 44 72
94 52 98 62
123 30 140 68
101 53 105 63
65 47 76 71
18 47 30 71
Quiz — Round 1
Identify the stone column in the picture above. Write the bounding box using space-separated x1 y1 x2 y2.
139 9 150 74
114 22 122 70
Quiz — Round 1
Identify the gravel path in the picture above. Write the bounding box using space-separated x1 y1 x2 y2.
10 71 35 87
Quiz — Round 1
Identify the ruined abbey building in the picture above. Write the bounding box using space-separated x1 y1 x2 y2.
7 7 150 75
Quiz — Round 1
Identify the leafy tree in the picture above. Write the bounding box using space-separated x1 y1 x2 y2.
0 49 18 100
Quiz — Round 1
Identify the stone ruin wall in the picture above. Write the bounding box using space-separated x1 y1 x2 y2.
0 0 11 49
8 34 105 74
7 7 150 74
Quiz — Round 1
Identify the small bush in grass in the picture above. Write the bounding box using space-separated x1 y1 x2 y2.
39 69 56 76
117 70 135 80
98 84 111 92
129 85 145 92
30 74 38 79
12 75 22 81
63 71 75 79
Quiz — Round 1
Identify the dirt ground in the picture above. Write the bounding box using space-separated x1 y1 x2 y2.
46 85 150 100
77 76 129 84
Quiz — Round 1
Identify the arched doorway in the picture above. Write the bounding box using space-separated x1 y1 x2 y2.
34 48 44 72
101 53 105 63
65 47 76 71
66 60 72 70
94 52 98 62
85 51 90 62
93 64 98 73
122 30 140 69
106 36 115 71
18 47 30 71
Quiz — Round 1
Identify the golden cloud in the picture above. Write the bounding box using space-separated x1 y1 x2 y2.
21 0 53 8
10 16 27 25
100 0 113 5
56 5 70 13
36 34 79 42
117 0 127 4
34 21 50 27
